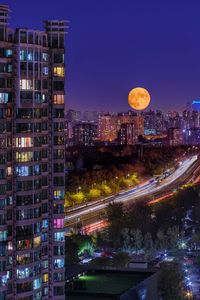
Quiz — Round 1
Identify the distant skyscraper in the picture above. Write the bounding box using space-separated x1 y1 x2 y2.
142 110 165 133
184 128 200 145
73 121 97 146
0 5 67 299
98 113 144 143
118 123 139 145
168 128 183 146
192 100 200 111
66 109 81 123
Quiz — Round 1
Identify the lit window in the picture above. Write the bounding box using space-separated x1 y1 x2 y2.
42 53 48 62
43 287 48 296
34 236 41 247
0 93 9 103
43 67 48 76
17 267 32 279
7 241 12 251
7 167 12 176
27 51 33 61
54 190 64 200
33 277 41 290
42 273 48 283
53 94 64 105
42 219 48 229
54 232 64 242
15 137 33 148
6 49 12 57
53 219 64 229
54 259 64 269
16 166 29 176
20 79 33 90
0 274 8 287
53 67 64 77
16 151 33 162
17 239 32 250
0 231 7 241
42 260 48 269
20 50 26 61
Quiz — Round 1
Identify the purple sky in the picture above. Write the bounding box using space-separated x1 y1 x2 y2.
5 0 200 111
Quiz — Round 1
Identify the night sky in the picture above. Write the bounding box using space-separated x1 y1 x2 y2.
5 0 200 111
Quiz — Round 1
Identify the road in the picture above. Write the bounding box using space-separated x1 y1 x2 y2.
65 155 199 228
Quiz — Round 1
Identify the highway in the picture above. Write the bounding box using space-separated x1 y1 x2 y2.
65 155 199 227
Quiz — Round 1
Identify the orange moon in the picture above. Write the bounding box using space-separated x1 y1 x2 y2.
128 87 151 110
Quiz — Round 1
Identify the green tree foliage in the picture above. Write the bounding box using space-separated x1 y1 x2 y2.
70 234 95 257
87 188 101 200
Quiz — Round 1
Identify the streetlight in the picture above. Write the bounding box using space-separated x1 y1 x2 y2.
76 186 81 193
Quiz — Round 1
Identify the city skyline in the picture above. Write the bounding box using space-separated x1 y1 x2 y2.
5 0 200 112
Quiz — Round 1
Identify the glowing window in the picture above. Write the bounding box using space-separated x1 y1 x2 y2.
0 93 9 103
20 50 26 61
53 219 64 229
42 273 48 283
0 231 7 241
16 166 29 177
33 278 41 290
15 137 33 148
54 232 64 242
16 152 33 162
6 49 12 57
53 67 64 77
7 167 12 176
27 51 33 61
43 67 48 76
42 53 48 62
33 236 41 247
42 219 48 229
53 94 64 104
54 259 64 269
17 267 32 279
53 190 64 200
20 79 33 90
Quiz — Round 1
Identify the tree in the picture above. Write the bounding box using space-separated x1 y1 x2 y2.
87 188 101 200
167 226 180 250
158 263 184 299
156 229 168 251
121 228 131 252
107 202 125 248
89 257 111 267
71 234 95 257
70 191 85 204
144 232 154 260
112 252 130 268
132 229 143 253
65 236 79 265
101 184 112 196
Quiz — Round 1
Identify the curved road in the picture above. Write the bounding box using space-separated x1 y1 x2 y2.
65 155 199 226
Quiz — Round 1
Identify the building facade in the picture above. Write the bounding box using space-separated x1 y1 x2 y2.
0 5 67 299
98 113 144 143
73 121 97 146
118 123 139 145
168 128 183 146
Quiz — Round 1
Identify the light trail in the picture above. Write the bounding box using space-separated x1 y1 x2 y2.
148 192 174 205
80 220 109 235
65 155 198 222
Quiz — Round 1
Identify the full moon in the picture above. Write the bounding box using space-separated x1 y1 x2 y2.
128 87 151 110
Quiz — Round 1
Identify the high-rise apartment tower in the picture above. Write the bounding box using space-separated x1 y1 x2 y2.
0 5 67 299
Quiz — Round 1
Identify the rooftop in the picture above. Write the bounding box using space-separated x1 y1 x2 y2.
67 269 154 299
